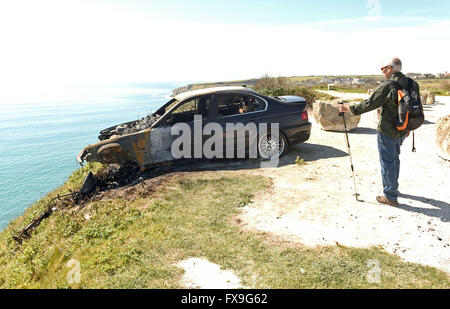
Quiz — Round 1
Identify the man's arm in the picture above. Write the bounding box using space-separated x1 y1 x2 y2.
350 83 389 115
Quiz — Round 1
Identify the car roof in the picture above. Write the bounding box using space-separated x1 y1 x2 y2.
173 86 257 101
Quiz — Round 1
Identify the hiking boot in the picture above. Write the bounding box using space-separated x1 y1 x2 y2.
376 196 399 207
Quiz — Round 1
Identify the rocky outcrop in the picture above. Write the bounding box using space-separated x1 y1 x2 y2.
436 115 450 160
373 108 381 124
426 92 435 105
313 99 361 132
421 91 428 106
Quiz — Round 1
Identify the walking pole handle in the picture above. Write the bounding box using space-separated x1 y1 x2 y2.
338 102 345 117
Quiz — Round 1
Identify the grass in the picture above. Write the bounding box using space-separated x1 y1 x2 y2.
316 78 450 96
0 163 448 288
313 85 371 94
180 75 450 96
417 79 450 96
295 155 305 166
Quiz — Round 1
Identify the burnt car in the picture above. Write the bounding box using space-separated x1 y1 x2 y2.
77 86 311 167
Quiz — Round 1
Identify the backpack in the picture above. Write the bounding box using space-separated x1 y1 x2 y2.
391 78 424 132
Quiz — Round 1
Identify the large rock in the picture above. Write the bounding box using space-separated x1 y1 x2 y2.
421 91 429 105
372 108 381 124
436 115 450 160
313 99 361 132
426 92 435 105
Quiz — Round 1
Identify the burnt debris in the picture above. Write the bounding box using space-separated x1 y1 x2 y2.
95 164 141 189
12 200 55 244
12 166 142 244
73 172 98 204
98 114 161 141
12 192 78 244
11 157 249 244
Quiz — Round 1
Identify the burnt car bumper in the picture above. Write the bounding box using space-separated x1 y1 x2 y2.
77 147 88 166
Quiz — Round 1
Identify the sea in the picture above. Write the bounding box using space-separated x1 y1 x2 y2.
0 81 185 231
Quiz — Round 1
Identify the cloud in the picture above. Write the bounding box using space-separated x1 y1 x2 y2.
403 5 450 16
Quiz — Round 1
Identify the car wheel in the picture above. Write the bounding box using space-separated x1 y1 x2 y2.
257 131 288 159
97 143 128 165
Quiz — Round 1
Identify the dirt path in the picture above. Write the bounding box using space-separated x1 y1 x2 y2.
237 93 450 274
175 258 245 289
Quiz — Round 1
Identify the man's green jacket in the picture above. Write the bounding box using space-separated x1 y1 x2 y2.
350 72 420 139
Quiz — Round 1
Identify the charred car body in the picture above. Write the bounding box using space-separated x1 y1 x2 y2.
77 86 311 167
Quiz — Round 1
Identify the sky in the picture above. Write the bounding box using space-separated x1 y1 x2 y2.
0 0 449 93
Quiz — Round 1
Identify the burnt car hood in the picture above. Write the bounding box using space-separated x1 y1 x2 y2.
98 113 162 141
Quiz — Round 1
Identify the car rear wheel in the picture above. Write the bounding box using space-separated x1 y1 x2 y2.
257 131 288 159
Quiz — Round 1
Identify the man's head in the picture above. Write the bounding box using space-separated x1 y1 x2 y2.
381 57 402 79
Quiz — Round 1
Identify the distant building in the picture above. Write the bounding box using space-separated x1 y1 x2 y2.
406 73 423 79
320 77 332 83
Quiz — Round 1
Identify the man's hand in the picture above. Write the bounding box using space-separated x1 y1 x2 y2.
338 104 351 113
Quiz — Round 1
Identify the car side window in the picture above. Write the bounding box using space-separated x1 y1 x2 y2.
216 95 235 117
217 94 266 117
246 95 266 112
161 96 211 126
234 95 266 114
173 98 197 114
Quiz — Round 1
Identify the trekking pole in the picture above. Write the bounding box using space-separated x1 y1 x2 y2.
338 103 362 202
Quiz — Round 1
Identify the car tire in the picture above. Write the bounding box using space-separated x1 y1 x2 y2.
257 130 288 159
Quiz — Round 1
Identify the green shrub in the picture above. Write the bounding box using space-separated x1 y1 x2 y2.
442 80 450 91
295 155 305 166
254 75 336 108
257 86 327 108
254 74 293 89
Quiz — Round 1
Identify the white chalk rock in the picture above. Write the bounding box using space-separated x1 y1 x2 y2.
436 115 450 160
421 91 429 105
313 99 361 132
426 92 435 105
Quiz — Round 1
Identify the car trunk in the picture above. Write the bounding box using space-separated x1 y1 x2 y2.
276 95 307 105
275 95 308 121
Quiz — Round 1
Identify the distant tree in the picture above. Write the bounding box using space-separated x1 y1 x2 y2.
254 74 293 90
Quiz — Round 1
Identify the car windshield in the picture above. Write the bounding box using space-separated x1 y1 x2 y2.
154 99 181 116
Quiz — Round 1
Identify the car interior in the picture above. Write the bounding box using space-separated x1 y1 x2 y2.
163 96 211 125
217 95 264 117
160 93 266 126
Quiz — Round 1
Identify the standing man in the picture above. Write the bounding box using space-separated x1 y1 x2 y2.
338 57 420 206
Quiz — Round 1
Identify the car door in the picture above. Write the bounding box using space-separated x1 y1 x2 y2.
149 95 212 163
210 93 267 159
